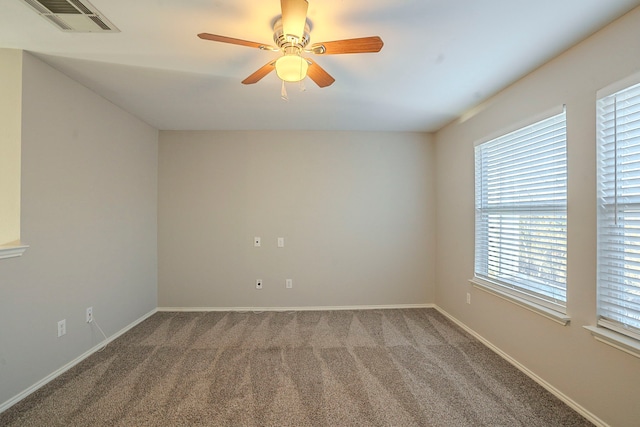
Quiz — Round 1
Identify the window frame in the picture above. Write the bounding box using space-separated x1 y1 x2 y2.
595 73 640 346
472 106 568 319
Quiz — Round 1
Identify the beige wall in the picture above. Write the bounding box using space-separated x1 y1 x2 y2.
434 7 640 427
0 53 158 406
4 6 639 424
159 130 434 308
0 49 22 245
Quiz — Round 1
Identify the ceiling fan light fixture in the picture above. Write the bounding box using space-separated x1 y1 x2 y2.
275 55 308 82
197 0 382 88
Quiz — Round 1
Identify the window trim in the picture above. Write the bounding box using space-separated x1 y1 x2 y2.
584 325 640 359
470 277 570 325
473 105 566 148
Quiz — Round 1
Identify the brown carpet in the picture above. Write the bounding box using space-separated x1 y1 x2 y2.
0 308 593 426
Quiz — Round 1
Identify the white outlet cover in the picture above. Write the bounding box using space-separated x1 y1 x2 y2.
57 319 66 337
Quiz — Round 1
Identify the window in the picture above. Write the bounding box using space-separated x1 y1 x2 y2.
474 109 567 314
596 80 640 342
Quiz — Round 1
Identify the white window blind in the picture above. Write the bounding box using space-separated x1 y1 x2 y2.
474 110 567 312
597 81 640 341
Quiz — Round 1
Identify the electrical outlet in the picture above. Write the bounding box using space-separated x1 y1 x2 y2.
86 307 93 323
57 319 66 337
256 279 263 290
466 293 471 304
286 279 293 289
277 237 285 248
254 237 261 247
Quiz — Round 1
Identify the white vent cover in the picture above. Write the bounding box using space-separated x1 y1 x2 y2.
20 0 119 32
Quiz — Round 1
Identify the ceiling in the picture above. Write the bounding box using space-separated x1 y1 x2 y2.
1 0 639 132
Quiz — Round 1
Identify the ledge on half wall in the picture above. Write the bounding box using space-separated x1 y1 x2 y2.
0 241 29 260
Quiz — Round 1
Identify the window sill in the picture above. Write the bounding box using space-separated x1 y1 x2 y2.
469 278 571 326
584 325 640 359
0 241 29 260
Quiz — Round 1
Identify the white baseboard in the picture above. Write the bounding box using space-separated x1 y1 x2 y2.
0 308 158 414
157 303 434 312
433 306 609 427
5 304 601 426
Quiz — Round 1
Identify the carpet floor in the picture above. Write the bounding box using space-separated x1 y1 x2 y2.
0 308 593 426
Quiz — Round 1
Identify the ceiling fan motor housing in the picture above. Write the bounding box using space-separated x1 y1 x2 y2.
273 17 311 50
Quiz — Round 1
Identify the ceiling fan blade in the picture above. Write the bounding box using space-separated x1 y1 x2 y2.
306 59 335 88
241 60 277 85
310 36 384 55
198 33 272 50
281 0 308 40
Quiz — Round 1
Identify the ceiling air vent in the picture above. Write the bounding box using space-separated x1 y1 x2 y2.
20 0 119 32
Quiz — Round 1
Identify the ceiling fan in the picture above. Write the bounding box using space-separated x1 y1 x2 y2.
197 0 384 88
